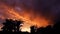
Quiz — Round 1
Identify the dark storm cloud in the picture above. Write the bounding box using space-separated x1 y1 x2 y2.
32 0 60 19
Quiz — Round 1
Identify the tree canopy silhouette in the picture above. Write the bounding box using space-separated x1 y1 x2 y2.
1 18 60 34
2 19 23 32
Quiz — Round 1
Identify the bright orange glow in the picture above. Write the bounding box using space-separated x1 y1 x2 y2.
6 7 50 32
0 3 53 32
0 24 3 31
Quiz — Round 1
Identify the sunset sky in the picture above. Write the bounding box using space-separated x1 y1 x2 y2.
0 0 60 32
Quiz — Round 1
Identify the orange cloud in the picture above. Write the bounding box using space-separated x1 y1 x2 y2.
0 3 53 32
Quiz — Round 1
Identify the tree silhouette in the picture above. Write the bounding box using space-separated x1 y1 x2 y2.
13 20 23 32
30 26 37 33
2 19 13 32
2 19 23 32
52 18 60 34
1 18 60 34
